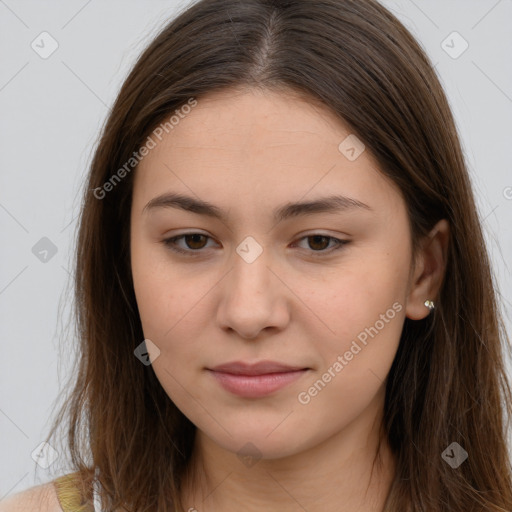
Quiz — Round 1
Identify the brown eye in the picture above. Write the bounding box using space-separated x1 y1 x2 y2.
182 234 208 250
294 234 348 255
306 235 331 251
162 233 216 255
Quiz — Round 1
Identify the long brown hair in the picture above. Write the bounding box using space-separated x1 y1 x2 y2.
45 0 512 510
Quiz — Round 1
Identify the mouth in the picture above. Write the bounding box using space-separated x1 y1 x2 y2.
206 361 310 398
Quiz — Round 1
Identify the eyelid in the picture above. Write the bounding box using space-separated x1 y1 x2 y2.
162 231 349 256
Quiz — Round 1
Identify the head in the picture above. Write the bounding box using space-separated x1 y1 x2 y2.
47 0 512 511
129 84 447 460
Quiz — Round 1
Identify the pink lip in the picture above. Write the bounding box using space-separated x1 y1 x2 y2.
207 361 309 398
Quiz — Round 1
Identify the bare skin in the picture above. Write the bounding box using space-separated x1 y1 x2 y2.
0 483 61 512
129 86 449 512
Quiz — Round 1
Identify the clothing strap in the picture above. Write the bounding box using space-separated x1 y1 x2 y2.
53 469 101 512
92 467 102 512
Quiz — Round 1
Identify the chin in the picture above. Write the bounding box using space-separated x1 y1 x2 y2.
195 414 323 462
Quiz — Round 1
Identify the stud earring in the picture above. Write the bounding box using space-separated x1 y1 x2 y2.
424 299 435 311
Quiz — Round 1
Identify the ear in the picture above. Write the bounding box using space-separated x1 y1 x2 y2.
405 219 450 320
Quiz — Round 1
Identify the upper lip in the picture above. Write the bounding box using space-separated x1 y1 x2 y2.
209 361 308 375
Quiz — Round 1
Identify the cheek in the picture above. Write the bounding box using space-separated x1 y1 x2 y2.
133 268 205 349
132 262 210 414
131 236 195 331
296 274 405 429
300 254 408 399
128 221 223 433
131 248 219 377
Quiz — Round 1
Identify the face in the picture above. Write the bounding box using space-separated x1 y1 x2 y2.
130 87 415 460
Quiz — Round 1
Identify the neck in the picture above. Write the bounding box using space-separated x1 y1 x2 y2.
179 388 396 512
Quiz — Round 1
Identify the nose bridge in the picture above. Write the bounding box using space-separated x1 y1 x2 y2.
216 236 288 338
230 236 273 302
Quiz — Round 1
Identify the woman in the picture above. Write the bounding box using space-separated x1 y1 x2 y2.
3 0 511 510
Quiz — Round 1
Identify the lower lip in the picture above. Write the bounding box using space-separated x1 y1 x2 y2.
208 369 308 398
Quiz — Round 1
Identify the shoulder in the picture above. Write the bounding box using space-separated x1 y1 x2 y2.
0 482 62 512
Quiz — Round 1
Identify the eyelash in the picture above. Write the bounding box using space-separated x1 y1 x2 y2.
162 233 349 257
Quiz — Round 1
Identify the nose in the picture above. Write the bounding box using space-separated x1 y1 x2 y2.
216 246 291 340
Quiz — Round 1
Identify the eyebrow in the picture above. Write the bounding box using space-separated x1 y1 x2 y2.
142 192 373 223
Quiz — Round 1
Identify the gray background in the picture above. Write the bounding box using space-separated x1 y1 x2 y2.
1 0 511 498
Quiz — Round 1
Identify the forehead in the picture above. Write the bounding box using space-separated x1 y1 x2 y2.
155 87 350 155
133 87 403 217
